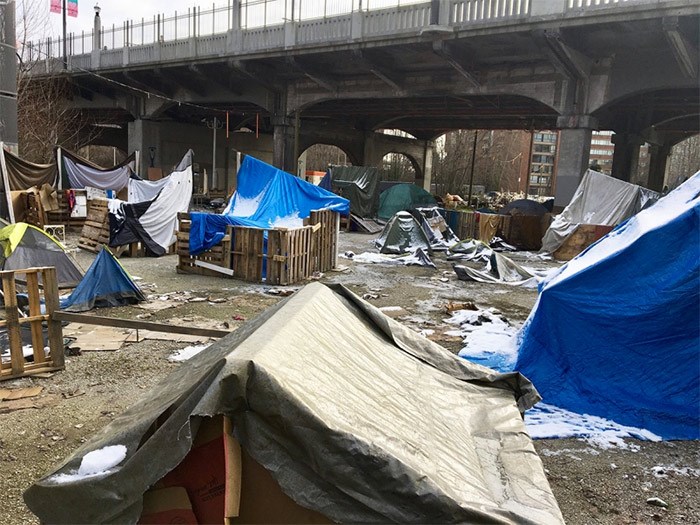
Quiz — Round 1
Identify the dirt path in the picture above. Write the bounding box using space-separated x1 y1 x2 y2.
0 231 697 524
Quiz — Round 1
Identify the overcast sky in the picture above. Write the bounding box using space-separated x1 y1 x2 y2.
45 1 208 37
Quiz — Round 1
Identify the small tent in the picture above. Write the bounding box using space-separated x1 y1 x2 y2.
375 211 432 254
24 283 563 524
0 223 83 288
378 184 436 220
516 173 700 440
60 247 145 312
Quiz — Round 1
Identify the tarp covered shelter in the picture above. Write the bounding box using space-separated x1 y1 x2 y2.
60 247 145 312
409 207 459 250
500 199 548 217
541 170 658 253
57 148 139 191
375 211 432 255
0 223 83 288
189 156 349 255
109 150 193 256
322 166 380 218
24 283 563 524
0 145 58 191
378 184 436 220
517 173 700 440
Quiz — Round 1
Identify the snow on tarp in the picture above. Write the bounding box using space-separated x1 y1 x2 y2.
517 172 700 440
541 169 658 253
108 150 193 256
189 156 348 255
60 247 145 312
58 148 139 191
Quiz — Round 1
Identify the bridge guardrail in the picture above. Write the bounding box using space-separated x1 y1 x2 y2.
23 0 668 71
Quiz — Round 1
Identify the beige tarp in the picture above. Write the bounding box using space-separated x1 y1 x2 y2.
24 283 563 524
0 147 57 190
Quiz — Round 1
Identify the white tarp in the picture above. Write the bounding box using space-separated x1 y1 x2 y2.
59 149 137 191
128 175 172 202
541 170 658 253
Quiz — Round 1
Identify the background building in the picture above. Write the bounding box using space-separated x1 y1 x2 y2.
527 131 559 197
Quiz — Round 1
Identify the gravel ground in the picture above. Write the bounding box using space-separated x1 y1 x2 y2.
0 230 697 524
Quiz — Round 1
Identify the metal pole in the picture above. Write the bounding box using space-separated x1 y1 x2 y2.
467 130 478 207
62 0 67 68
212 117 218 189
294 110 300 176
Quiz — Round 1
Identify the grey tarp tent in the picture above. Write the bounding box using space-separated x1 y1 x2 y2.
24 283 563 525
541 169 658 253
375 211 432 254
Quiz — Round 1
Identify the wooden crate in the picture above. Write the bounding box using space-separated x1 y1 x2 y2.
554 224 614 261
0 267 64 381
309 209 340 273
176 213 232 277
232 225 314 286
24 192 46 228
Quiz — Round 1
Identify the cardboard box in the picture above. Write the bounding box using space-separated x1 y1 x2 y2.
139 487 197 525
144 416 330 524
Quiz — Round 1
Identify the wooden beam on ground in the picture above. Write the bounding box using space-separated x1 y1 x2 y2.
53 311 230 339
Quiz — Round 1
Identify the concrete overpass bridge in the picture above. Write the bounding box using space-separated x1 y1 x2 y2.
28 0 699 204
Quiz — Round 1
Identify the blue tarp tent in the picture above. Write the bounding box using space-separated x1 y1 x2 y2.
189 156 349 255
61 248 145 312
516 173 700 440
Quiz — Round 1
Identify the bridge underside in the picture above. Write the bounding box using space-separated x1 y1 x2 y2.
56 3 697 202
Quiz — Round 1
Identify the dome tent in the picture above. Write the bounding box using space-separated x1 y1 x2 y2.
378 184 436 220
375 211 432 254
0 223 83 288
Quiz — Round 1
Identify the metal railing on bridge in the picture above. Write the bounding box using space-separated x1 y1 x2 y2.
24 0 641 67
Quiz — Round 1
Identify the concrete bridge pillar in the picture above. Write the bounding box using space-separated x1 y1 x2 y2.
272 118 296 173
647 142 672 192
611 132 643 182
128 119 161 175
554 115 597 207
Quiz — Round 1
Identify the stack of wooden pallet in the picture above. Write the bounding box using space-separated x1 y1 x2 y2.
77 199 111 253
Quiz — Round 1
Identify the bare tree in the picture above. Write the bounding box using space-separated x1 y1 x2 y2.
15 0 102 163
666 135 700 189
304 143 350 171
382 152 415 182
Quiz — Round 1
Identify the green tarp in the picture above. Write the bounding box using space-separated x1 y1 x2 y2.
329 166 380 219
24 283 563 524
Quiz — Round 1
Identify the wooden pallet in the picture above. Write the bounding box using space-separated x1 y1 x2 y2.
78 199 111 253
309 209 339 273
0 267 64 381
176 213 232 276
445 209 478 240
232 225 313 285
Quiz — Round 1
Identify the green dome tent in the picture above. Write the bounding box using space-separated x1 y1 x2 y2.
0 223 83 288
378 184 436 220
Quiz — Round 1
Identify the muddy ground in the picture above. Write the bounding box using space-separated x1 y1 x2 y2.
0 230 697 524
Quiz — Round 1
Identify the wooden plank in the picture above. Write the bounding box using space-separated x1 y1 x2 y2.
41 268 64 370
194 260 234 276
53 312 231 338
25 272 46 365
2 275 24 377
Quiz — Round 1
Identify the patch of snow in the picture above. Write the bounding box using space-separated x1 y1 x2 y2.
419 329 435 337
168 344 212 362
650 465 700 479
446 308 520 369
525 403 662 450
270 212 303 229
379 306 403 312
230 192 263 217
48 445 127 484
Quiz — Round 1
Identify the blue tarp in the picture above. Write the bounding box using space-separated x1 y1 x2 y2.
190 156 349 255
516 173 700 440
61 248 145 312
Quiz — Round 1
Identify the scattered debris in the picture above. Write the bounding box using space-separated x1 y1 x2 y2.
646 497 668 508
168 344 212 363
